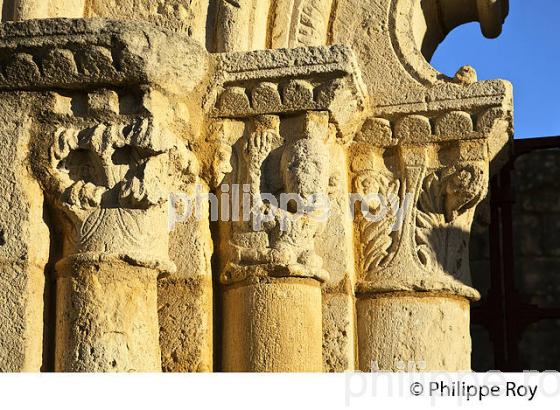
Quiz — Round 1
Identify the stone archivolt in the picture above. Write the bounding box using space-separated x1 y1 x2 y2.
0 1 512 372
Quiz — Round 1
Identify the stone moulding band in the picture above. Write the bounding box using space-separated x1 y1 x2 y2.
357 107 510 148
0 19 369 139
54 252 176 279
0 18 197 91
208 44 369 137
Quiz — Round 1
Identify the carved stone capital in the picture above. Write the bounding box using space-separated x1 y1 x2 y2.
0 19 210 276
350 133 495 300
215 112 337 285
347 47 513 299
40 113 196 272
207 44 368 286
0 17 215 372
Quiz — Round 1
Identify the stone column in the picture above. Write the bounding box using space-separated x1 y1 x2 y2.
159 176 214 372
0 16 209 372
324 0 512 371
212 0 336 51
223 278 324 372
220 113 332 372
54 236 164 372
208 45 366 371
0 18 209 372
351 108 511 371
35 106 196 372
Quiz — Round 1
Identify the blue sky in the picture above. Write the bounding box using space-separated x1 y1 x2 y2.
431 0 560 139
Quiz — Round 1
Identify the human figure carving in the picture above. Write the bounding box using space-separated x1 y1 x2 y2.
224 115 330 282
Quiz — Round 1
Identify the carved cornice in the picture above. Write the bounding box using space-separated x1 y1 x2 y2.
357 107 511 147
0 18 207 93
207 44 368 139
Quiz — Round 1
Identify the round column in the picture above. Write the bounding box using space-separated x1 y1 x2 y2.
223 277 323 372
55 257 161 372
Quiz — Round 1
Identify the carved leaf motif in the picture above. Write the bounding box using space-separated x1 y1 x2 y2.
415 165 485 270
48 117 193 213
355 172 400 274
417 173 443 215
271 0 334 47
416 171 446 270
296 0 333 46
415 212 446 271
244 130 274 165
80 209 107 245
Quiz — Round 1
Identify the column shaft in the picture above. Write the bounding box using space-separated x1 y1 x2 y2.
223 278 323 372
55 258 161 372
357 294 470 371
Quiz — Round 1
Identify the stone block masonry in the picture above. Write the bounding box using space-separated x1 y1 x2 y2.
0 0 512 372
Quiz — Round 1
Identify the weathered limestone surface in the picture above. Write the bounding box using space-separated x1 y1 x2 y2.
223 278 323 372
0 0 513 372
0 93 50 371
5 1 209 45
87 0 209 43
0 18 212 372
12 1 86 20
357 295 471 371
336 0 512 371
160 204 213 372
210 45 366 371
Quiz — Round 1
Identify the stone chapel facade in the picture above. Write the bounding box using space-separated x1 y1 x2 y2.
0 0 513 372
